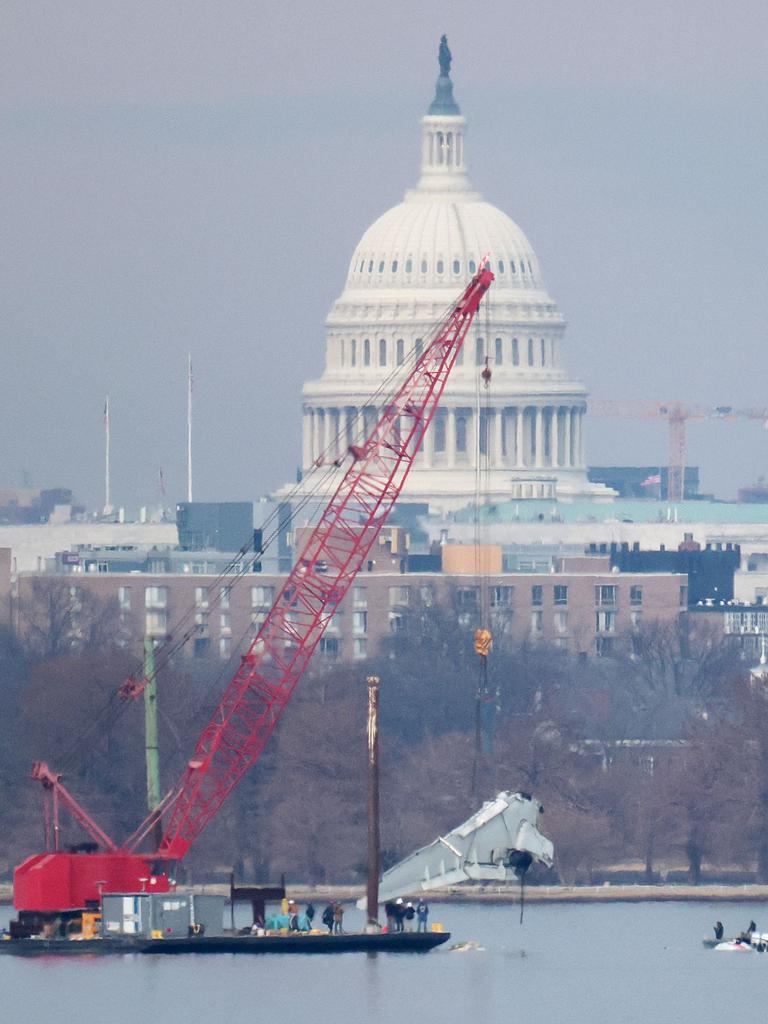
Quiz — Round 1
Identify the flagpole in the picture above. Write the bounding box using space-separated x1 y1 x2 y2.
104 395 112 515
187 354 193 503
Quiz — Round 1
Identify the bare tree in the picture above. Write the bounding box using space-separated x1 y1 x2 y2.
19 578 119 660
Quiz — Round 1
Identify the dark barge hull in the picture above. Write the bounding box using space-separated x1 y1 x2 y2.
0 931 450 956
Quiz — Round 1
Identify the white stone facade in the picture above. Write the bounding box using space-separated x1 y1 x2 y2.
296 55 609 511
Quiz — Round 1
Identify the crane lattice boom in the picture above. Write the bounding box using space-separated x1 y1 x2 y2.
137 265 494 860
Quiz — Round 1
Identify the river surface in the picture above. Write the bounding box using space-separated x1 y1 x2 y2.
2 900 764 1022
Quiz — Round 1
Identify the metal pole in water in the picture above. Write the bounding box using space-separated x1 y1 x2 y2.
143 637 162 849
366 675 381 931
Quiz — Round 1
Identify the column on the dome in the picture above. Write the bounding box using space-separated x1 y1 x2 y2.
494 408 504 466
534 407 544 468
577 407 585 467
318 409 327 460
302 407 312 469
563 407 572 467
515 407 524 468
551 408 560 469
446 408 457 467
572 408 580 468
421 415 433 467
343 407 353 452
329 408 340 460
309 408 317 464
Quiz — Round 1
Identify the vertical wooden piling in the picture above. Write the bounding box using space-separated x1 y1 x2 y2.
366 675 381 930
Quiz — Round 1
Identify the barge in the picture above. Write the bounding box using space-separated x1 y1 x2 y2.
0 930 450 956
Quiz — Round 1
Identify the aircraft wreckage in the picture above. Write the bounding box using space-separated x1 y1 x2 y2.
365 791 554 904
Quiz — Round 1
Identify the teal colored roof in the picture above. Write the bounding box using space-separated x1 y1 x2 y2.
451 499 768 527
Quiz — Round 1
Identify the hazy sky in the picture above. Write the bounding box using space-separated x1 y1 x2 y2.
2 1 767 510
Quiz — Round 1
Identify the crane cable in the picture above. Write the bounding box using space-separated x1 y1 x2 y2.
471 296 494 794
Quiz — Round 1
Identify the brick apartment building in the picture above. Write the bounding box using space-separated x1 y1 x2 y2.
1 540 688 662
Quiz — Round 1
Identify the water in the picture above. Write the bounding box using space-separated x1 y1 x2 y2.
2 900 764 1022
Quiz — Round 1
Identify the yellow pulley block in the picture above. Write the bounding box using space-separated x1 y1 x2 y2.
474 627 493 657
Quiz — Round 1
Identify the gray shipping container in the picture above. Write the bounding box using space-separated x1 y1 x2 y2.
150 893 191 937
190 894 225 937
100 892 226 939
101 894 152 938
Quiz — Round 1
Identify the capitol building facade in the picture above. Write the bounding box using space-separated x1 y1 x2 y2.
298 41 609 511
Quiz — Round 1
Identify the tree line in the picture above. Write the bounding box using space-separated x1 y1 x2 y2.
1 576 766 888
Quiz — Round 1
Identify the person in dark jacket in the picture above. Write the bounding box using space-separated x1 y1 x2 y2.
322 903 334 933
394 898 405 933
713 921 724 941
404 902 416 932
305 903 316 928
384 900 397 933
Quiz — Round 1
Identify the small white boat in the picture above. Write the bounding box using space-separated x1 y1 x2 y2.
714 939 755 952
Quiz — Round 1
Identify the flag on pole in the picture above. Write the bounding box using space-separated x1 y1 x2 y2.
641 473 661 487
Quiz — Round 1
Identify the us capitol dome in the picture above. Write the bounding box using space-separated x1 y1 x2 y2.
296 37 610 510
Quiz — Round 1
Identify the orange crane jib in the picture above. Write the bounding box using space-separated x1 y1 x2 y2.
13 263 494 914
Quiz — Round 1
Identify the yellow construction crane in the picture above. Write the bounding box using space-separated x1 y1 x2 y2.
589 400 768 502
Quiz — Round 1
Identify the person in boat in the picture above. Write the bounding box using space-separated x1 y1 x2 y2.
305 902 315 929
394 898 405 933
322 903 334 933
332 902 345 934
714 921 724 941
404 902 416 932
384 900 397 932
288 904 300 932
417 899 429 933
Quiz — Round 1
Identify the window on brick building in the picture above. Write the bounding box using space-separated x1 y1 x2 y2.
353 637 367 659
353 586 367 607
554 585 568 605
679 585 688 606
145 610 167 636
554 610 569 634
145 586 167 609
630 585 643 606
353 611 368 634
530 610 544 635
389 586 410 607
320 636 340 659
490 585 514 608
532 585 543 606
595 585 617 607
251 585 273 607
595 610 617 633
596 636 615 657
389 611 407 633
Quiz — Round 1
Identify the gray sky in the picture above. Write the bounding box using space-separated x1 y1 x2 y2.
2 0 767 510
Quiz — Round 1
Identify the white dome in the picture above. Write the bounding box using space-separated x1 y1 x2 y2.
345 197 546 295
282 39 613 511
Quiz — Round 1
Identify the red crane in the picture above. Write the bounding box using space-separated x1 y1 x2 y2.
13 263 495 916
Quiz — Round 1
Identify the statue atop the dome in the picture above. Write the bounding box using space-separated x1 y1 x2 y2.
428 35 460 116
438 34 452 77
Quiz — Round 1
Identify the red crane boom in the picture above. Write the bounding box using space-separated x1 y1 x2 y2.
13 264 494 912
